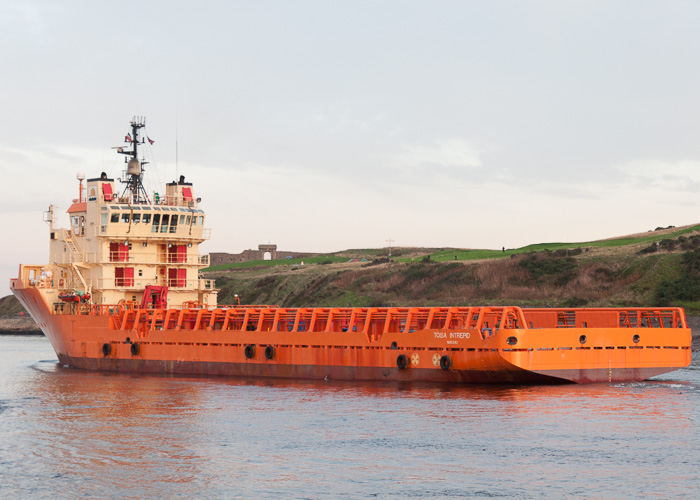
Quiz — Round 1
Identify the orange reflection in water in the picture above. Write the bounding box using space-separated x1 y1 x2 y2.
8 353 700 499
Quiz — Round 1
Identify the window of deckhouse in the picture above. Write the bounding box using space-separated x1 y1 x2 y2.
152 214 160 233
110 212 119 223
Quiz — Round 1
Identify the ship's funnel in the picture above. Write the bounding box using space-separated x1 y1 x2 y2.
127 158 142 176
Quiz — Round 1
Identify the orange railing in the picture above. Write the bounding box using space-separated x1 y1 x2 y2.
99 305 528 339
55 304 688 338
522 308 687 330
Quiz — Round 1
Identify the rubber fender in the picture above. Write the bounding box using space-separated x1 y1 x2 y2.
102 343 111 357
396 354 409 370
244 345 256 359
265 345 276 360
130 343 140 356
439 355 452 370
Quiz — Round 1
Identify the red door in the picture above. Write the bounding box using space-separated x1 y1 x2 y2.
124 267 134 286
168 268 177 287
110 242 129 262
115 267 124 286
178 268 187 287
178 245 187 263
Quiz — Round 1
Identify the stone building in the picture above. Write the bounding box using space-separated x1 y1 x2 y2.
209 244 318 266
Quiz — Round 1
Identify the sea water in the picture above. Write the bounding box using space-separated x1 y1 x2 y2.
0 335 699 498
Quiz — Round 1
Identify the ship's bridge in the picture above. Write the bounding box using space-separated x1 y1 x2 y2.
97 204 209 240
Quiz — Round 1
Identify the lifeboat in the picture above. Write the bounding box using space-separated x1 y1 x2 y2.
58 291 90 303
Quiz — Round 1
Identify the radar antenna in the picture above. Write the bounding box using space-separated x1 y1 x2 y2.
117 116 151 204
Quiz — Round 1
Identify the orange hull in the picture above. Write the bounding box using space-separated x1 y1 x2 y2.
12 278 692 384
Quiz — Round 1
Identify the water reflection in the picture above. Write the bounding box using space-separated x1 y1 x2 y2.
2 336 700 498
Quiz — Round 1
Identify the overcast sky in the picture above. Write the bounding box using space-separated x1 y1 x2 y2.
2 1 700 290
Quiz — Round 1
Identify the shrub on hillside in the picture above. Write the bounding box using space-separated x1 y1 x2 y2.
660 239 676 251
553 247 583 257
681 235 700 251
637 244 658 255
563 296 589 307
518 254 578 285
682 247 700 273
655 248 700 305
362 257 390 267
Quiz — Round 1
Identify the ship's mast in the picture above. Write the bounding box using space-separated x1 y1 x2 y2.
118 116 150 204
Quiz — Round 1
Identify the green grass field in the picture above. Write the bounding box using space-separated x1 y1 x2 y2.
402 224 700 263
205 255 349 271
204 224 700 271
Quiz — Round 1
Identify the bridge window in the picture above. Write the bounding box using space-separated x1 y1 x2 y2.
151 214 160 233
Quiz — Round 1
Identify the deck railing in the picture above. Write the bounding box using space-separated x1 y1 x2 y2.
48 303 689 337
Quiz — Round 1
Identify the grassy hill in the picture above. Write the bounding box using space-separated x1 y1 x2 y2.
4 224 700 319
206 224 700 314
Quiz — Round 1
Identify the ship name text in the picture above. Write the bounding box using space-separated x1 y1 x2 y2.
434 331 470 339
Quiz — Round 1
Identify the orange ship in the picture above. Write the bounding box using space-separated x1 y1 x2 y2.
10 118 692 384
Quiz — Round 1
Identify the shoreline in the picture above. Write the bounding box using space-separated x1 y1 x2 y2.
0 317 44 335
0 330 44 336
